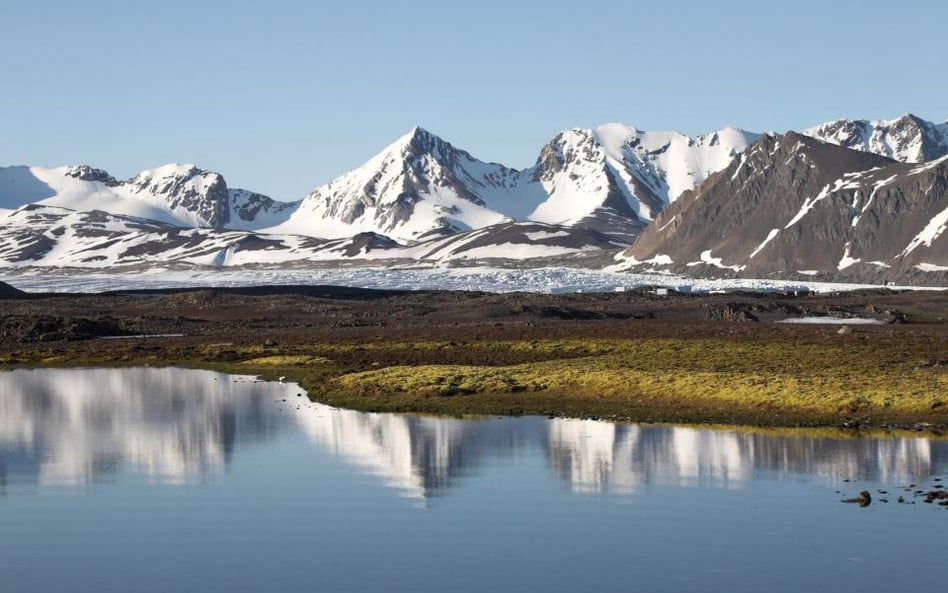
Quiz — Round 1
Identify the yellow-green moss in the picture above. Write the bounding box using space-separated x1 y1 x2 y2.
240 355 331 366
325 337 948 425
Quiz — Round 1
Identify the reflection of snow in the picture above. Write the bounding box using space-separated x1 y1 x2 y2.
547 419 642 494
291 403 466 500
547 420 749 493
0 368 294 485
546 419 938 494
670 427 749 487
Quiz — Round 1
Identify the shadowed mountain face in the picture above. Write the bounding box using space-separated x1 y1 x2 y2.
622 133 948 282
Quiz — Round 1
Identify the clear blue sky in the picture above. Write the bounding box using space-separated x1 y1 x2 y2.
2 0 945 201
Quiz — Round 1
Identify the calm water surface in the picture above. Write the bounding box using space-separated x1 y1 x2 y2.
1 368 945 593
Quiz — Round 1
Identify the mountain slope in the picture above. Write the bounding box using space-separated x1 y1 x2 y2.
804 114 948 163
620 133 948 281
0 164 298 229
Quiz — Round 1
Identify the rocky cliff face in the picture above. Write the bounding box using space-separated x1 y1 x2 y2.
63 165 121 186
124 165 233 228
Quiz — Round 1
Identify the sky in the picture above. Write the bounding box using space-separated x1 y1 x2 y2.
2 0 946 201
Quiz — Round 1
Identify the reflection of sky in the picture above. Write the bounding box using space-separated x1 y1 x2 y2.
0 368 945 498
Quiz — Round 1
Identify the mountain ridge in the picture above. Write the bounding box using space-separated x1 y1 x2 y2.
803 114 948 163
2 113 947 283
0 163 298 230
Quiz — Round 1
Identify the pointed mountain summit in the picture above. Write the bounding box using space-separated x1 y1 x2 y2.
267 127 530 243
804 114 948 163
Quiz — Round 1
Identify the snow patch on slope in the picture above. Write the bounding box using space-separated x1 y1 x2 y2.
687 250 745 272
901 204 948 256
749 229 780 259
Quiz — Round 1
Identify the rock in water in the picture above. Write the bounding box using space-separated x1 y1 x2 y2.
841 490 872 507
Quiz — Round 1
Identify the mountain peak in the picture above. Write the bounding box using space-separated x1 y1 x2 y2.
389 126 444 155
408 125 430 137
132 163 203 181
803 114 948 163
272 125 520 242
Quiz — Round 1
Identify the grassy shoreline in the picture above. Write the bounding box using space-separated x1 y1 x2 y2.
4 333 947 432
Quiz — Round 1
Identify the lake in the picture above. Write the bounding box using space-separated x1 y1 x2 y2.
1 367 945 593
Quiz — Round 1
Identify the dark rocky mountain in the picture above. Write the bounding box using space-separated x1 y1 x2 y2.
621 133 948 283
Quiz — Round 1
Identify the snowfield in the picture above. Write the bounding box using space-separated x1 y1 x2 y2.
2 266 943 295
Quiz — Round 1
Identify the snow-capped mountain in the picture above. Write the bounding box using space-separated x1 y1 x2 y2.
618 132 948 281
269 125 757 244
521 124 758 238
0 164 298 229
267 127 532 243
2 114 946 280
803 114 948 163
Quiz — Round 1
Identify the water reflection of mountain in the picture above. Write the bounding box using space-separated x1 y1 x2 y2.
296 406 948 498
546 421 753 494
545 420 944 494
2 368 946 498
292 407 543 499
0 368 294 486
